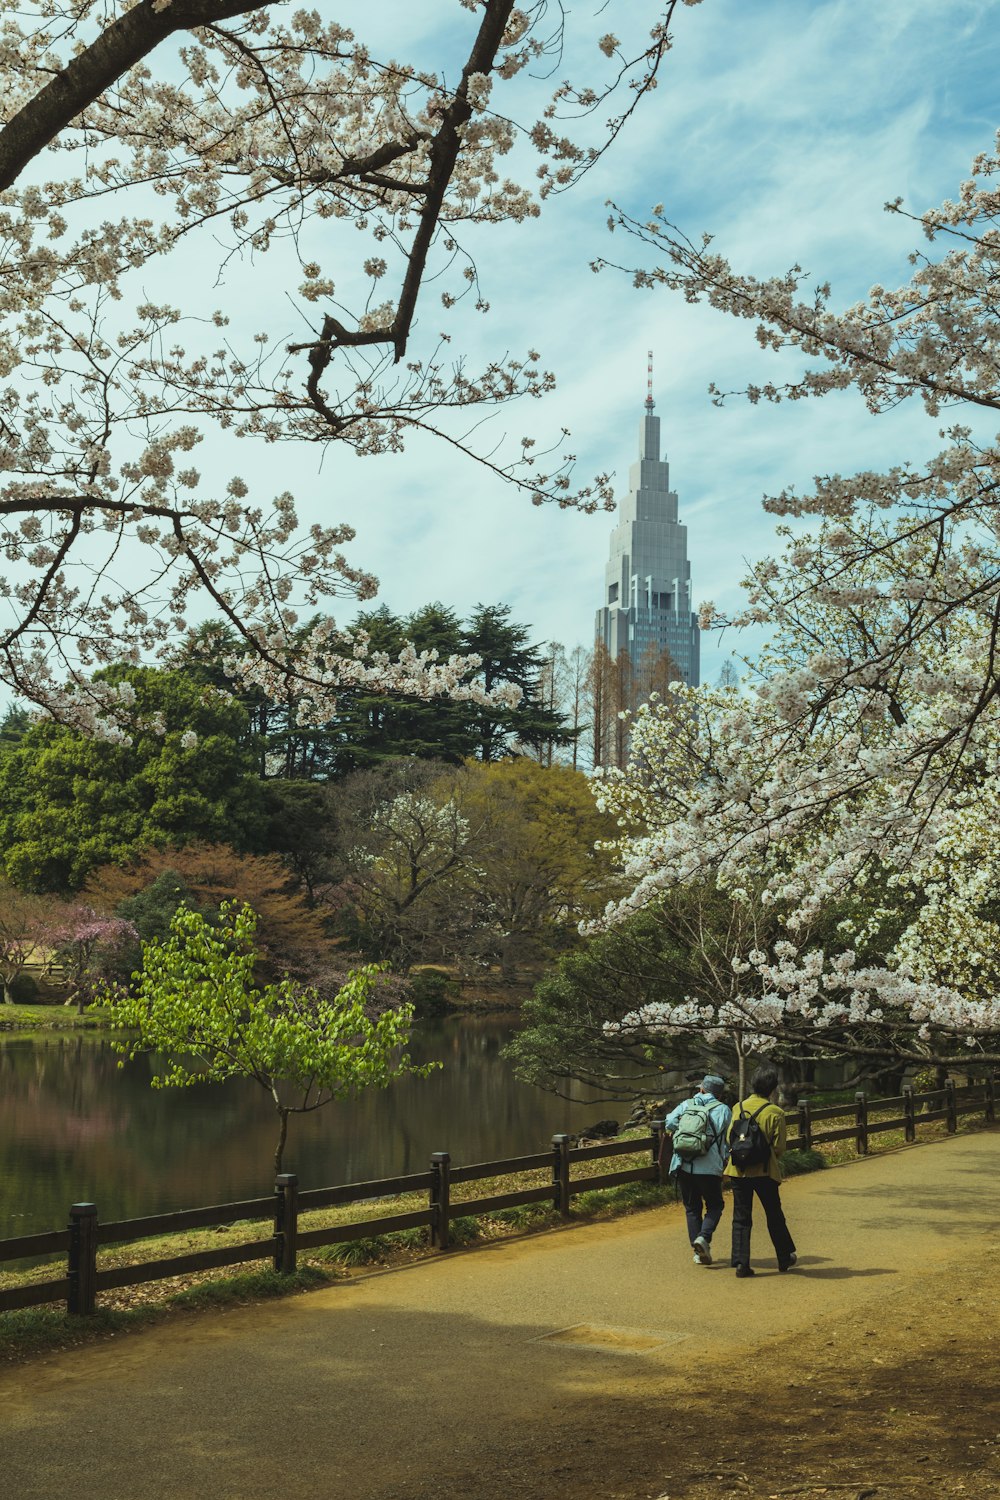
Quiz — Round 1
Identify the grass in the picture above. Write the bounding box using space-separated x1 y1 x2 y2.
0 1002 101 1031
169 1266 332 1307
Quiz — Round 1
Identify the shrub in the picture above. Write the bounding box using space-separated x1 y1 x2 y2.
781 1148 827 1176
406 966 459 1016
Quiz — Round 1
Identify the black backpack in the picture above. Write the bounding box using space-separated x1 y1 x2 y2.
728 1101 773 1170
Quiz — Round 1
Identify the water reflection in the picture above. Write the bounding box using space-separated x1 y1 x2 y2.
0 1019 603 1236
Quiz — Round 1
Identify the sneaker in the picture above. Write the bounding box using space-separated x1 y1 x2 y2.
693 1252 701 1265
734 1264 755 1278
693 1235 712 1265
779 1254 797 1273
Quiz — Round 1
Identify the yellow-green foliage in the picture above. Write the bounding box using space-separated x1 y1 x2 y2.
98 900 436 1171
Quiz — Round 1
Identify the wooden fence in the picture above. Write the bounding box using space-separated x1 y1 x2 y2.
0 1075 993 1318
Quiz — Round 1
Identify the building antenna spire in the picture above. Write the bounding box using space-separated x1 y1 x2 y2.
645 350 654 410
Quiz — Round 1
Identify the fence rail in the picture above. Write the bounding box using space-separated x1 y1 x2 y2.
1 1075 994 1318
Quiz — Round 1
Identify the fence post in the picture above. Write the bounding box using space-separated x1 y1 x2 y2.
552 1134 571 1218
797 1099 812 1152
985 1073 995 1124
855 1092 869 1157
67 1202 98 1316
274 1173 299 1274
945 1077 958 1134
430 1152 451 1251
902 1085 916 1143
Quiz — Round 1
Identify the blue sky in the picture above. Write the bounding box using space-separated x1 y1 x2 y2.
257 0 1000 685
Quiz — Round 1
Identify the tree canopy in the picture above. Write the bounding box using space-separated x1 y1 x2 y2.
0 666 265 889
99 901 430 1174
168 602 576 777
329 756 620 977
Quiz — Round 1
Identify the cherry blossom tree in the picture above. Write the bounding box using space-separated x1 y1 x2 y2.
586 138 1000 1072
0 0 699 729
0 879 51 1003
45 905 137 1012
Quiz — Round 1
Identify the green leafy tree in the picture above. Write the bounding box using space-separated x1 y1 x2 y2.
461 604 577 762
508 876 908 1102
452 758 620 978
260 781 339 898
100 902 433 1174
0 666 266 891
504 904 697 1104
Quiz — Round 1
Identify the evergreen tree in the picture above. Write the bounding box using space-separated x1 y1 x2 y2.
167 602 577 780
168 619 343 781
461 604 577 762
0 705 30 752
330 604 477 773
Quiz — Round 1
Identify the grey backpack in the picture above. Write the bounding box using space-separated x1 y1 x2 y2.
671 1099 720 1162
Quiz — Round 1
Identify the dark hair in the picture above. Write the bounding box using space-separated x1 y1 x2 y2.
750 1064 779 1097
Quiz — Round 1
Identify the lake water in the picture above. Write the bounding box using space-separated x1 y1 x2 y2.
0 1017 611 1237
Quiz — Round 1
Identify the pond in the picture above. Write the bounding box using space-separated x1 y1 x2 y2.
0 1016 612 1237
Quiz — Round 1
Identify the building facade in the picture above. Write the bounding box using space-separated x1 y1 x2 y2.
594 391 700 689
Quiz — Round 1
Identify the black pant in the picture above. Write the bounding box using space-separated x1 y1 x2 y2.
676 1170 725 1244
730 1175 795 1268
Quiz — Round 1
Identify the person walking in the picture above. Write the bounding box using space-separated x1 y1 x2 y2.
663 1074 732 1266
724 1062 797 1278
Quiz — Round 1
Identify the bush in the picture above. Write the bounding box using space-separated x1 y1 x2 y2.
406 965 460 1016
324 1229 426 1265
9 973 40 1004
781 1148 827 1177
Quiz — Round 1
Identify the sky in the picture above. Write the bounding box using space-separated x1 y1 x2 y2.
11 0 1000 703
236 0 999 687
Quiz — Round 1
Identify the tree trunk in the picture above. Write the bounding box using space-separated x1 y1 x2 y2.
274 1107 290 1175
734 1033 747 1098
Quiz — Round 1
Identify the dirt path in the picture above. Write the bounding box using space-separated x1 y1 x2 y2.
2 1130 998 1500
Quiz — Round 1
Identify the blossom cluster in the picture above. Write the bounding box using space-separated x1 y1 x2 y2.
0 0 684 718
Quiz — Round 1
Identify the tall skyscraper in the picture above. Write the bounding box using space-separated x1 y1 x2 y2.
594 361 700 690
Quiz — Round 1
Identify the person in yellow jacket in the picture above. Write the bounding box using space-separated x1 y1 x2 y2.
724 1063 797 1278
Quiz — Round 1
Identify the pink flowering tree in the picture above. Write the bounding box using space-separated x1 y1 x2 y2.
0 880 53 1004
44 907 138 1014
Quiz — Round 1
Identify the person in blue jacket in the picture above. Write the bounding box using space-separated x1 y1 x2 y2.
663 1074 732 1265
